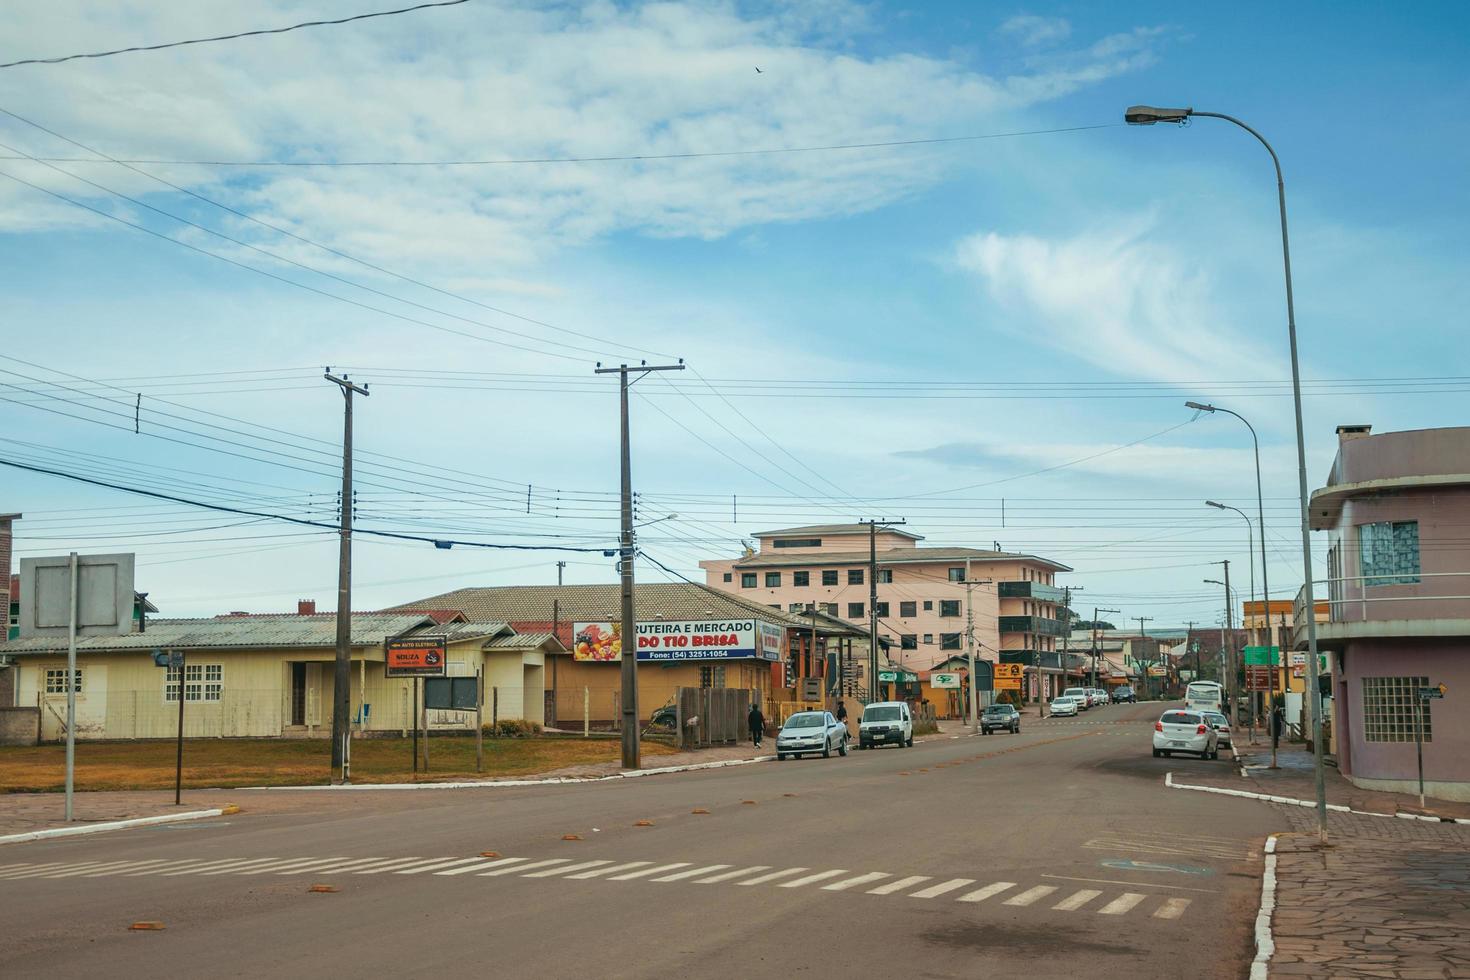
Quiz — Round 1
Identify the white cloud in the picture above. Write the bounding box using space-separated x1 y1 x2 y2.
998 14 1071 48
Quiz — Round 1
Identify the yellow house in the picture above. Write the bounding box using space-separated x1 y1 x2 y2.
0 612 561 740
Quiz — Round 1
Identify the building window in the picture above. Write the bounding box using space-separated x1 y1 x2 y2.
166 664 223 703
44 668 82 694
823 603 838 616
821 570 838 586
848 569 864 585
922 634 933 645
847 602 865 619
1359 521 1420 586
741 573 757 588
773 538 821 548
940 633 962 650
763 572 781 588
722 572 732 583
700 664 726 689
900 600 916 618
876 569 893 584
947 567 965 582
874 601 890 618
901 634 917 650
939 600 960 618
923 600 933 611
1362 676 1430 742
793 571 810 587
788 602 806 613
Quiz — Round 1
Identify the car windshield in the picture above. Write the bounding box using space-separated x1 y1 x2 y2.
784 713 825 729
1205 713 1229 726
983 706 1009 715
1162 712 1201 725
864 706 901 722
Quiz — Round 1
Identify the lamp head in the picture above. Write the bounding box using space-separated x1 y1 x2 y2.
1125 105 1192 125
1185 401 1215 412
1205 500 1226 510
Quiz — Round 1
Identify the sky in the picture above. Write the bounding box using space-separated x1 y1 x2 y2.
1 0 1467 633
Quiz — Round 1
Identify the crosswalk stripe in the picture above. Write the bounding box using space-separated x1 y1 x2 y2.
482 859 569 877
652 864 730 883
78 860 175 878
352 858 431 875
1098 893 1148 915
737 867 809 887
43 861 145 879
779 869 850 889
609 863 690 881
909 878 976 899
393 858 484 875
1003 885 1058 907
276 858 365 876
238 857 344 876
868 875 930 895
956 881 1016 904
1153 897 1192 919
523 860 613 879
163 858 260 877
822 872 890 892
292 857 394 876
1052 888 1102 911
198 859 287 876
123 860 213 877
6 861 114 879
695 865 770 884
568 861 652 880
437 858 529 877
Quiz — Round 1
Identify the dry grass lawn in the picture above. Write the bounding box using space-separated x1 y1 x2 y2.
0 737 678 792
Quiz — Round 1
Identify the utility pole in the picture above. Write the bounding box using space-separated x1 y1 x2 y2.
860 518 905 703
325 370 368 784
1093 606 1120 690
594 360 685 770
1223 559 1234 719
963 561 992 735
556 561 566 586
1184 621 1196 681
1134 616 1154 699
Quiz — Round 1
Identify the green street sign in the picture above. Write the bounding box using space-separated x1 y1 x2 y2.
1244 646 1281 666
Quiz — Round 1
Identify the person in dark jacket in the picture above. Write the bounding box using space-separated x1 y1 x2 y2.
748 703 766 748
835 699 848 725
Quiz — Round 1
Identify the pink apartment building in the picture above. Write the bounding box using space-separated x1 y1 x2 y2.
1297 424 1470 802
699 524 1077 701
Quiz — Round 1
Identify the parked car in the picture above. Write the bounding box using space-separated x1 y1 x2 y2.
1152 709 1220 759
858 701 913 749
649 704 678 729
1112 685 1136 704
1202 710 1233 750
1049 695 1080 717
1061 687 1092 710
776 711 848 760
981 703 1021 734
1090 688 1108 707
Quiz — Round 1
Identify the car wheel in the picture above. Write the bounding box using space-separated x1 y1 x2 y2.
777 753 786 761
905 736 914 747
1152 748 1161 758
838 737 848 757
822 738 832 759
1161 750 1171 757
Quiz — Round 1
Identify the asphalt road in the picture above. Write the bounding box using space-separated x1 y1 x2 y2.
0 702 1279 978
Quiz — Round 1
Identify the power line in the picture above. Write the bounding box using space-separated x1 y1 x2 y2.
1 0 473 70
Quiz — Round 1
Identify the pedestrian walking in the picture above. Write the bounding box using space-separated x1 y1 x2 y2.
748 702 766 748
1270 701 1286 748
835 699 848 724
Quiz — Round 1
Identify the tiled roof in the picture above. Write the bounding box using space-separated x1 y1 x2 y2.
752 523 923 540
731 547 1073 572
0 613 437 654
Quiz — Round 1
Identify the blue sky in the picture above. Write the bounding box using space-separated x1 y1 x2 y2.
1 1 1466 631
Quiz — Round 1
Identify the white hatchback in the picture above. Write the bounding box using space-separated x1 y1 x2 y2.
1049 696 1079 717
1152 709 1220 759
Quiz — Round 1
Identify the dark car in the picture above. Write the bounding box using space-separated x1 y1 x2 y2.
981 703 1020 734
1111 685 1136 704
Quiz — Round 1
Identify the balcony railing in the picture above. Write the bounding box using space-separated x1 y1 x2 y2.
998 615 1069 638
1292 571 1470 648
997 581 1066 604
998 650 1089 672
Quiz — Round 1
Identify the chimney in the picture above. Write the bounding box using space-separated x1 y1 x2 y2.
1336 424 1372 443
298 599 317 616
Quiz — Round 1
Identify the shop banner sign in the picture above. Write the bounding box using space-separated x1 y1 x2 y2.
574 620 782 662
931 672 962 689
385 636 447 677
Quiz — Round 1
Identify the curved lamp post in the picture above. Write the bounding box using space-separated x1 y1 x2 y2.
1207 500 1259 742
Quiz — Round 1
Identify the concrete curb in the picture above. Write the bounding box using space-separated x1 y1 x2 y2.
0 806 234 847
247 754 775 791
1250 835 1279 980
1164 772 1470 825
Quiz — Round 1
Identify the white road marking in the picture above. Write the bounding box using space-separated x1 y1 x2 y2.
822 872 891 892
161 858 260 877
43 860 148 879
291 857 395 876
1003 885 1058 907
352 858 432 875
609 863 690 881
778 869 849 889
1098 892 1148 915
437 858 529 876
239 857 346 876
523 860 613 878
6 861 115 879
695 865 770 884
956 881 1016 904
868 875 930 895
482 859 569 877
1052 889 1102 911
566 861 651 880
122 859 214 877
78 859 175 877
393 858 485 875
1040 873 1214 893
909 878 976 899
198 858 288 876
1153 897 1193 919
275 858 365 876
737 867 810 887
652 864 731 882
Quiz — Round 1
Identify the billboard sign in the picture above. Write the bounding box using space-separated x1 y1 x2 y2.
931 672 962 689
19 553 136 639
573 620 783 662
994 663 1023 680
385 636 447 677
424 676 479 710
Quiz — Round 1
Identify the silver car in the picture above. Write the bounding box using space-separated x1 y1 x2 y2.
776 710 849 760
1202 710 1233 750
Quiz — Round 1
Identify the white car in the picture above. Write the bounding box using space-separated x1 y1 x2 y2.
1049 696 1079 717
858 701 913 750
1202 710 1233 750
1092 688 1109 707
1152 709 1220 759
1061 687 1091 710
776 711 848 760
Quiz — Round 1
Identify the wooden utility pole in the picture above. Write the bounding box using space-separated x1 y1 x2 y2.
594 360 685 770
1134 615 1154 699
962 561 992 734
860 518 905 703
325 371 368 784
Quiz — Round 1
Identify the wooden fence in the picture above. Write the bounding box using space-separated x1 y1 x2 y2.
675 687 754 749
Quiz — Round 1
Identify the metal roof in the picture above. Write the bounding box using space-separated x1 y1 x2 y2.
482 631 566 651
0 613 437 654
752 523 924 540
731 547 1073 572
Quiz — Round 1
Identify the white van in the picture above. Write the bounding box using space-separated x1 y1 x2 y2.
859 701 913 749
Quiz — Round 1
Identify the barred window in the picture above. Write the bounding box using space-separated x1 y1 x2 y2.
45 668 82 694
166 663 223 703
1362 676 1430 743
699 664 725 689
1359 521 1419 586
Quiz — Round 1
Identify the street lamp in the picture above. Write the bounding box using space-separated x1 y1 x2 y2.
1207 500 1260 742
1205 577 1237 692
1128 103 1328 840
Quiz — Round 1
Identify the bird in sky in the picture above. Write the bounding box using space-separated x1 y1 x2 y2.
754 66 763 73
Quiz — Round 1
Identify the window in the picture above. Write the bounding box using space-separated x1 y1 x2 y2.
876 569 893 584
922 634 933 645
699 664 726 689
874 601 890 618
722 572 732 583
948 567 965 582
1362 676 1431 742
923 600 933 611
821 570 839 586
762 571 780 588
773 538 821 548
848 569 864 585
940 633 962 650
788 602 806 613
44 668 81 694
741 573 757 588
823 603 838 616
901 634 918 650
166 664 223 703
939 600 961 618
847 602 865 619
899 600 916 618
1359 521 1420 586
793 571 810 587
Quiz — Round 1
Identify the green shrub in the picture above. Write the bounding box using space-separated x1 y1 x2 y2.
479 719 544 738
